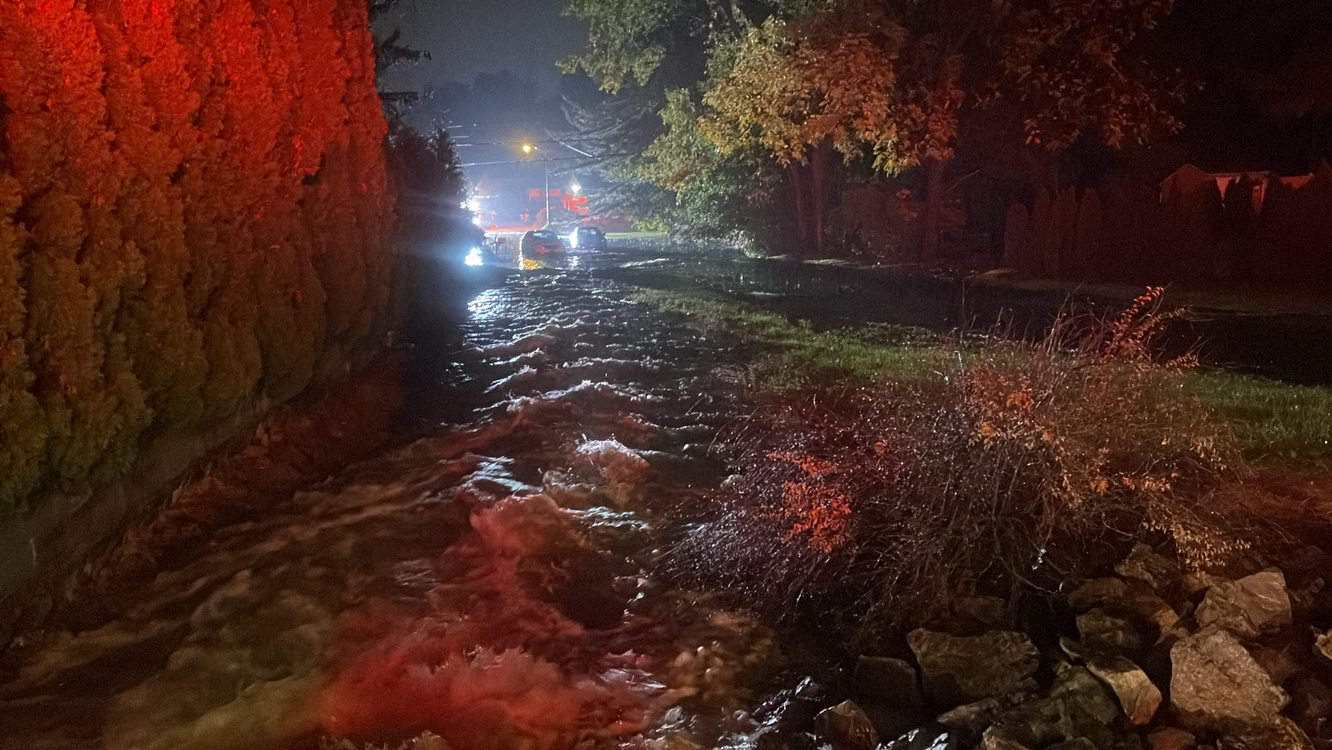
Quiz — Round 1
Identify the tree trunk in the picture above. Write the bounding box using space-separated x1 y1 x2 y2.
921 157 947 264
810 144 828 255
789 163 809 256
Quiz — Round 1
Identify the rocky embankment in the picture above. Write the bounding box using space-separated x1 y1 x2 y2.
795 545 1331 750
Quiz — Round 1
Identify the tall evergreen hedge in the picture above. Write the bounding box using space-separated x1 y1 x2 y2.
0 0 392 510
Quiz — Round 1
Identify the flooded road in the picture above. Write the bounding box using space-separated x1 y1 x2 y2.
3 242 1330 749
0 257 803 749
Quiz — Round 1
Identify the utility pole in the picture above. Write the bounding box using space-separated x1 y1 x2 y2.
523 142 552 229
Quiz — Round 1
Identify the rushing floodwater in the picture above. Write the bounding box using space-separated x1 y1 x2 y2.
0 264 802 749
5 243 1330 749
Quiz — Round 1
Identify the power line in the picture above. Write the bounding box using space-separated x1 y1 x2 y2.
460 152 636 167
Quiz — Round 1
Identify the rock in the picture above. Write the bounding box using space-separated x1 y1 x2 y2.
1047 740 1099 750
1181 572 1218 597
1248 643 1302 686
1222 716 1314 750
1084 655 1162 725
852 656 923 714
907 629 1041 705
1147 728 1195 750
1076 609 1144 652
1115 544 1182 592
1170 626 1289 723
982 667 1119 750
1288 575 1323 613
955 595 1008 626
1195 571 1292 639
1315 628 1332 663
937 696 1003 731
1146 728 1195 750
815 700 879 750
1068 578 1130 611
1122 589 1181 633
753 681 823 736
1047 666 1122 726
981 727 1035 750
936 682 1040 732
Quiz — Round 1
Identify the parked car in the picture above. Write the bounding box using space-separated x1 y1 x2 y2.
520 229 567 254
566 226 607 251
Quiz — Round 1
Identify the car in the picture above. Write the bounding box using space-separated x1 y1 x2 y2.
520 229 567 254
566 226 607 251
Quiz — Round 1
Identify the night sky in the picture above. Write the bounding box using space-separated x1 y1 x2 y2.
376 0 586 97
375 0 593 185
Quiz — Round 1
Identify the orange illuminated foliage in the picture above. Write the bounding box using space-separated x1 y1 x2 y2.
768 451 853 553
0 0 392 508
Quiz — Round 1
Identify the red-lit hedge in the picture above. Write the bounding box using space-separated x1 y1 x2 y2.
0 0 392 509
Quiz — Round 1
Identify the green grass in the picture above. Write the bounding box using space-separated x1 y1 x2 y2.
630 288 942 385
1180 371 1332 466
633 287 1332 469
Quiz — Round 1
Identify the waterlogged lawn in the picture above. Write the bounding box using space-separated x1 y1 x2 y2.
630 288 942 385
1181 371 1332 466
633 287 1332 468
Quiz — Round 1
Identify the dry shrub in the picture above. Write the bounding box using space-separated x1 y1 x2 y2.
677 289 1258 631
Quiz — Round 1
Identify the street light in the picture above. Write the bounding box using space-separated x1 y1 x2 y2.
521 143 550 228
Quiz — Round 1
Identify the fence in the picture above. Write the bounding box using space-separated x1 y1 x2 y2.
1003 167 1332 288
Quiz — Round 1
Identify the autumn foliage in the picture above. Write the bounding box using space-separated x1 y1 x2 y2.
0 0 392 510
679 291 1256 632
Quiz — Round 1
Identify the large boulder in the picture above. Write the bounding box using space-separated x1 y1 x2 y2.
1060 638 1161 725
937 687 1041 733
1067 578 1129 611
1194 571 1292 639
1121 588 1181 632
1115 544 1182 592
1085 654 1162 726
1222 716 1314 750
1076 609 1143 652
1170 626 1289 723
907 629 1040 705
981 667 1120 750
815 700 879 750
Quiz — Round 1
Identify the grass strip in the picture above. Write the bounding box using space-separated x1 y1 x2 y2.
632 286 1332 469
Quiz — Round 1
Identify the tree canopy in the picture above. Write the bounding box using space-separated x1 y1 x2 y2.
563 0 1190 256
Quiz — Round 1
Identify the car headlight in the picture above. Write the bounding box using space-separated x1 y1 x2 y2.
465 247 484 266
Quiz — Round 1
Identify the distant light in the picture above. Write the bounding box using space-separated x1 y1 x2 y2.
521 143 534 154
471 215 482 226
465 247 483 266
569 176 582 194
465 197 481 212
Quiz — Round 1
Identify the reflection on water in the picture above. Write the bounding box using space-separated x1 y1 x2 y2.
0 273 776 750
